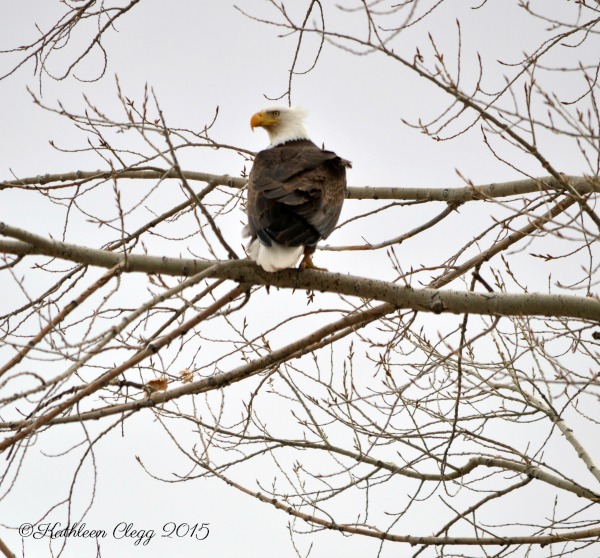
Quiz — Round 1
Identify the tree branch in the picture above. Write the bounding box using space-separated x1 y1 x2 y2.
0 302 393 429
2 169 598 202
1 224 598 321
201 462 600 546
0 283 248 452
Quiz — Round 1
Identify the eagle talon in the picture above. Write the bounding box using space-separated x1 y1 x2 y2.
299 252 328 272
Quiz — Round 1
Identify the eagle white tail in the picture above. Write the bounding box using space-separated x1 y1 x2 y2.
248 239 303 272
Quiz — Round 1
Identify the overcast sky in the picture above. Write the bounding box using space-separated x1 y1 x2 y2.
1 2 598 557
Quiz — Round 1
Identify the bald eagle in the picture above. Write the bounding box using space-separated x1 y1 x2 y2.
245 106 350 272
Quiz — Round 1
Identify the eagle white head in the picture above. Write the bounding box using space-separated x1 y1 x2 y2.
250 106 310 147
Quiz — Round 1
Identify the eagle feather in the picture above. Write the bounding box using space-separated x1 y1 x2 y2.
246 107 350 272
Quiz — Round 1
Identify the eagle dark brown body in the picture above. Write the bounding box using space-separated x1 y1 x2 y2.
247 139 349 251
246 107 350 272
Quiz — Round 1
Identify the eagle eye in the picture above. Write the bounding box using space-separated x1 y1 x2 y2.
272 110 280 117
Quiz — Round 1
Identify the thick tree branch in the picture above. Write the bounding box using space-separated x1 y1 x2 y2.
0 537 16 558
1 224 598 321
0 168 245 191
2 169 598 202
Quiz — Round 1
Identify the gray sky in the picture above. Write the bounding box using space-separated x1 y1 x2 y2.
1 1 598 557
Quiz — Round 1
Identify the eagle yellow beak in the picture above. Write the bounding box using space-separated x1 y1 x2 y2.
250 112 278 131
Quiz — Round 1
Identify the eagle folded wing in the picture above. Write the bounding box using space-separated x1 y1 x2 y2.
247 140 347 247
245 106 350 272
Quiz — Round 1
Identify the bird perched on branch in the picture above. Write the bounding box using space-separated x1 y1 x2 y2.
244 106 350 272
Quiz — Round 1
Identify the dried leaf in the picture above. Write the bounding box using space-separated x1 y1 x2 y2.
180 369 194 384
146 378 168 392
